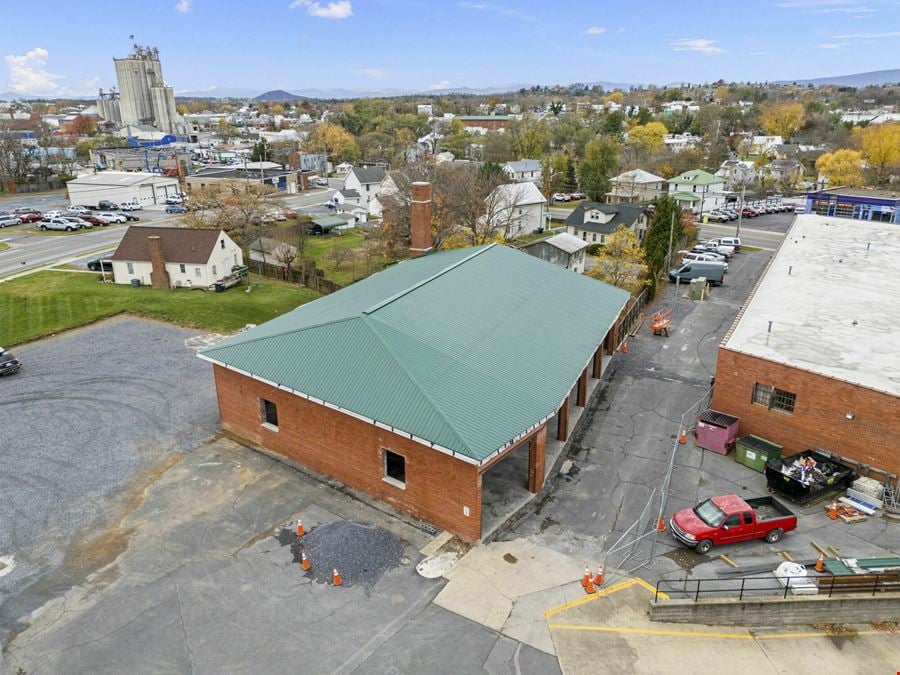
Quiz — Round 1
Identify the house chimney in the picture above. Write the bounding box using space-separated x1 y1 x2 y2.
410 181 433 258
147 235 171 289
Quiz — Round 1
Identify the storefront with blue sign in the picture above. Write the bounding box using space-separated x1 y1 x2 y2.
806 188 897 223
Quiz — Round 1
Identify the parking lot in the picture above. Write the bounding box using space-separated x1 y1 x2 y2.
1 316 557 674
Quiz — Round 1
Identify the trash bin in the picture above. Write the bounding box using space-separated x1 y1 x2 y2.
735 435 783 473
215 282 224 293
130 278 141 287
696 409 740 455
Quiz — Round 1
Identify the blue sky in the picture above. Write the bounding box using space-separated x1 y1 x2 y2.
1 0 898 96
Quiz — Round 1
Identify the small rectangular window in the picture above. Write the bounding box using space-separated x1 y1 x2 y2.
195 267 202 278
261 399 278 429
383 449 406 488
212 265 217 276
220 239 225 249
126 262 134 274
179 264 186 273
752 383 796 413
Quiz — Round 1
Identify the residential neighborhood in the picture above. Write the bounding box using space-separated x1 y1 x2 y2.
1 2 899 674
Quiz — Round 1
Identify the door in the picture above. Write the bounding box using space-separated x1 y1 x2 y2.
718 512 752 543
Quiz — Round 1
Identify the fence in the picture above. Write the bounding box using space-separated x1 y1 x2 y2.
618 287 650 341
655 573 900 602
247 259 342 295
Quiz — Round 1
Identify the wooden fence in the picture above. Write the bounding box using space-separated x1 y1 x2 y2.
247 259 342 295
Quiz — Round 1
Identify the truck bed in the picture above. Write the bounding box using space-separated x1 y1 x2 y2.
746 496 794 522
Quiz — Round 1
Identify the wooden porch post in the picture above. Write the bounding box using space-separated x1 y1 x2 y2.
557 396 570 442
576 367 588 407
592 346 603 378
527 426 548 493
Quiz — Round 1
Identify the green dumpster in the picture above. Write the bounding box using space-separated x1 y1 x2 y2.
735 435 783 473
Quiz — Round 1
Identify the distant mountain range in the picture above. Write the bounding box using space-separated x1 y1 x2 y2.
4 70 897 103
774 69 899 87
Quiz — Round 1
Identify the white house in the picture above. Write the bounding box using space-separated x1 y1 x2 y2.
520 232 589 274
663 133 702 153
109 226 243 289
343 165 387 214
715 160 758 190
66 171 180 207
667 169 725 215
502 159 543 184
486 182 547 240
564 202 650 245
607 169 666 204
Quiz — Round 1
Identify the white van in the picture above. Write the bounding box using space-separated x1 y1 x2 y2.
706 237 742 251
681 251 728 271
668 261 726 286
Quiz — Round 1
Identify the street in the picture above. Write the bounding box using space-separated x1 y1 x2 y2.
0 187 335 279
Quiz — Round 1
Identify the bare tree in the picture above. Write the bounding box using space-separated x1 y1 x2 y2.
271 228 298 273
0 122 31 182
180 181 285 250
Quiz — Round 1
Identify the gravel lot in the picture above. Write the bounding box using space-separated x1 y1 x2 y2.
0 316 219 642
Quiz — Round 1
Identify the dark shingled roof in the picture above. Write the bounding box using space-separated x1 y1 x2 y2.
110 226 224 264
349 165 387 184
564 202 647 234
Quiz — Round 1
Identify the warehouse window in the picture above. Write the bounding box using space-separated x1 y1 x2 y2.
260 399 278 430
751 383 796 414
383 450 406 489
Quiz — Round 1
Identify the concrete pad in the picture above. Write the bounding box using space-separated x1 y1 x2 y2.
502 581 586 655
548 577 900 675
419 529 454 556
434 539 585 633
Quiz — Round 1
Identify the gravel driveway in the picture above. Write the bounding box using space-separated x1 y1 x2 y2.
0 316 219 643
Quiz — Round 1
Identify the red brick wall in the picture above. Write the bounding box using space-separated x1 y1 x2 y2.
213 365 485 541
712 348 900 475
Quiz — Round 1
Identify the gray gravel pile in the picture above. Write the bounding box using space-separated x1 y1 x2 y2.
287 521 404 587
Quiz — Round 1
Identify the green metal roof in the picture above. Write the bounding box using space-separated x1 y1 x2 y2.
670 192 701 202
199 244 629 464
669 169 721 186
312 216 347 229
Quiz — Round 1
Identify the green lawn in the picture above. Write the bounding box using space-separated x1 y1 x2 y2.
740 245 763 253
0 242 8 252
550 199 585 210
0 271 320 346
276 224 394 286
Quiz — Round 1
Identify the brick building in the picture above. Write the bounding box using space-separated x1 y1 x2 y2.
200 183 630 541
712 215 900 477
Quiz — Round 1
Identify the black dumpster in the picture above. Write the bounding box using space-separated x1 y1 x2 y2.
764 449 857 504
215 282 224 293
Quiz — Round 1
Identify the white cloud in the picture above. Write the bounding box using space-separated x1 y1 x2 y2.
290 0 353 19
459 2 535 22
670 38 725 54
3 47 64 95
428 80 451 91
832 31 900 38
175 0 191 13
356 68 387 80
80 76 102 91
585 27 606 35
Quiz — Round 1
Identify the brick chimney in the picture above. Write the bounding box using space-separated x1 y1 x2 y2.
147 235 171 289
410 181 433 258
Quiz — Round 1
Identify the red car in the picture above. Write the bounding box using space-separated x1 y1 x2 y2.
16 212 43 223
80 215 105 226
670 494 797 555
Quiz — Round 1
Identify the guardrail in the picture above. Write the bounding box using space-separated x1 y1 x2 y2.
655 573 899 602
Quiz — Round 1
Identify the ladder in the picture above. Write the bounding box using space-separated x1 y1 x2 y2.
884 480 899 512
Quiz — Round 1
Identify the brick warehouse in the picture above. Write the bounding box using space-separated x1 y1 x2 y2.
712 214 900 477
200 183 630 541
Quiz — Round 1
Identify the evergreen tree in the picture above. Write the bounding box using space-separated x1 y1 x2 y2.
642 194 683 276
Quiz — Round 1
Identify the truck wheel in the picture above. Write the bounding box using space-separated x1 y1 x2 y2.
695 539 713 555
765 528 784 544
65 226 74 231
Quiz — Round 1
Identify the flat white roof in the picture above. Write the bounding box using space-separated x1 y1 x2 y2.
723 214 900 397
68 171 178 187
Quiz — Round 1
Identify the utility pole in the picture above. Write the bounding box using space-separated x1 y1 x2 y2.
666 207 675 272
736 178 746 238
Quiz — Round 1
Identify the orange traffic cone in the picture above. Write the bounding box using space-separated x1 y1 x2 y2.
620 342 628 354
657 516 666 533
828 503 838 520
301 550 311 571
296 518 305 537
584 573 595 594
593 565 604 587
815 553 824 572
332 567 343 586
678 429 687 445
581 567 591 588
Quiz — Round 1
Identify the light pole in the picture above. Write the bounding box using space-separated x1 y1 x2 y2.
736 177 746 238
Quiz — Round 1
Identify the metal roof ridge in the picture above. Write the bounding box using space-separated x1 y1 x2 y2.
363 314 473 458
200 315 361 355
362 244 497 316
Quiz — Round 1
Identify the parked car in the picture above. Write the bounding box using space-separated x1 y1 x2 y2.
67 205 91 214
670 495 798 555
740 208 757 217
80 215 105 226
569 192 585 200
706 237 742 251
96 212 127 224
702 243 734 258
165 195 184 205
0 215 21 227
315 177 329 187
123 213 141 222
668 260 726 286
680 251 729 271
43 210 63 219
552 193 570 202
707 212 729 223
794 206 805 214
16 212 43 224
284 210 299 219
13 207 40 215
165 204 187 214
0 347 21 375
97 200 119 210
60 216 92 229
40 218 78 231
121 202 142 211
87 257 115 273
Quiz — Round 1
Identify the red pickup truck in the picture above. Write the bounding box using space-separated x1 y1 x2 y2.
669 495 798 555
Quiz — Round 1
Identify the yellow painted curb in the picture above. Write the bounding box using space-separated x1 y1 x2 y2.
543 577 668 619
547 624 890 640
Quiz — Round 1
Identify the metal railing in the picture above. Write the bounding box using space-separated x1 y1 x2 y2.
655 573 899 602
